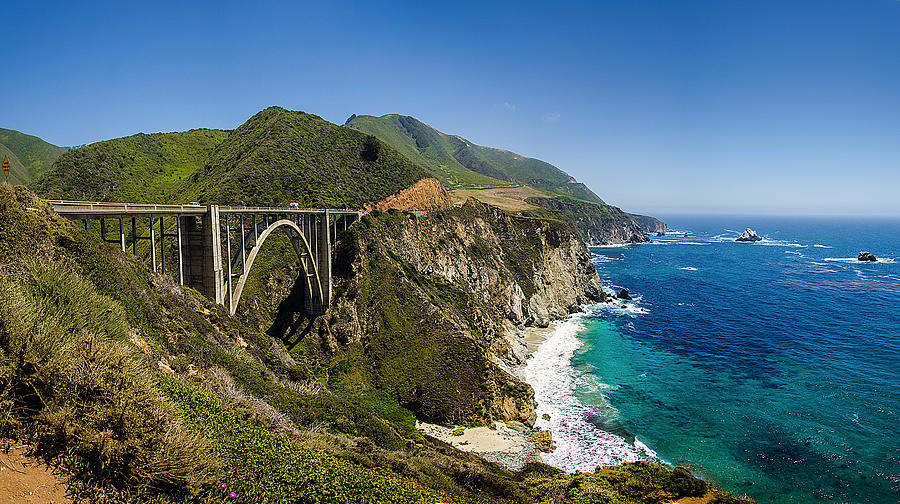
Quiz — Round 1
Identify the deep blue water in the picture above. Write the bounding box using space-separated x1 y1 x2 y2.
532 217 900 504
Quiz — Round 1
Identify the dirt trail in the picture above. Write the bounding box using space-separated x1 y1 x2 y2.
0 445 70 504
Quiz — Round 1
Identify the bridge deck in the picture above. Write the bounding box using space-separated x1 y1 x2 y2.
48 200 363 217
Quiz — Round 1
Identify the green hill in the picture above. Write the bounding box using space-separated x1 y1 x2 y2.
0 185 755 504
345 113 603 203
174 107 431 208
0 128 66 185
34 129 228 203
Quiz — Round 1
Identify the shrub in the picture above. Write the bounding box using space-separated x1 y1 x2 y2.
0 259 215 498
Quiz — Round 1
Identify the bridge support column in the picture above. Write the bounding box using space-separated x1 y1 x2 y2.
180 205 224 305
314 210 331 313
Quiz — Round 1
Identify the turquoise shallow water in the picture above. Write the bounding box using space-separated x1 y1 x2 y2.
527 217 900 503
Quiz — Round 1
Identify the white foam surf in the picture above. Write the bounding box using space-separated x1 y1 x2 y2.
758 239 807 248
813 244 832 249
679 267 698 271
825 257 896 264
519 315 655 473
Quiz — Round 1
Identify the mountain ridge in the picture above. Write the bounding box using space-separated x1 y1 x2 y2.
0 127 67 185
345 113 665 244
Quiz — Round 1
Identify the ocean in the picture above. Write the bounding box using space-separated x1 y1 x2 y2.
521 216 900 504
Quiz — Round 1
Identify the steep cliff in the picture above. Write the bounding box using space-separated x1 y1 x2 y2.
296 200 604 428
630 213 670 234
525 196 650 245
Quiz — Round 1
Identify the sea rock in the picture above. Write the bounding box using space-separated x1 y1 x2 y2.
858 251 878 262
616 288 633 300
531 430 555 452
735 228 762 242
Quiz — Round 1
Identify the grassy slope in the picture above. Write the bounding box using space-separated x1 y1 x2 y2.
343 114 508 187
0 185 755 504
33 129 228 203
0 127 67 185
174 107 430 207
345 114 603 204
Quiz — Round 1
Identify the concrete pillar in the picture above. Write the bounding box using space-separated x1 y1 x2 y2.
180 205 224 305
316 210 331 312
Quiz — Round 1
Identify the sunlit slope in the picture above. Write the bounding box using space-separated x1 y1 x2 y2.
34 129 228 203
0 128 66 185
175 107 431 208
345 113 603 203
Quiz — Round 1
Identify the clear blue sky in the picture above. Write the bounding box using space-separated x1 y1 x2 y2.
4 0 899 216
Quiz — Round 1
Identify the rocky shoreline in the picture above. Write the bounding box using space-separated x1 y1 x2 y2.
417 323 561 471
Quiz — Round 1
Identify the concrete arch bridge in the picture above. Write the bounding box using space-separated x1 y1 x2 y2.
49 201 363 315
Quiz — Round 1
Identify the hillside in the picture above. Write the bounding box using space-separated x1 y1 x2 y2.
345 114 667 244
345 114 602 203
34 129 228 203
0 128 66 185
175 107 435 208
0 185 756 503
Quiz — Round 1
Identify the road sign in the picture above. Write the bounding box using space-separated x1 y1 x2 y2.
2 156 9 182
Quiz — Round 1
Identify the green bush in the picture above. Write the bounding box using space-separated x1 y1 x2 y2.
0 259 215 498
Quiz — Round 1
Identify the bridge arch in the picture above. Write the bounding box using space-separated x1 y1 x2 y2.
229 219 324 316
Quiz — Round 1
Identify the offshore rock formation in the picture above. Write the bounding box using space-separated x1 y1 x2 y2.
736 228 762 242
314 199 604 427
858 251 878 262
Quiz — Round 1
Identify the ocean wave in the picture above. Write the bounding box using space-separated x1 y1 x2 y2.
520 316 655 473
758 240 807 248
824 257 896 264
813 244 832 249
678 241 710 246
591 254 623 264
679 267 698 271
591 243 632 249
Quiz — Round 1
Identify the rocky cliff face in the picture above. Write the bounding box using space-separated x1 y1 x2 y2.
368 177 452 211
305 199 603 427
579 217 650 245
629 213 669 234
526 197 650 245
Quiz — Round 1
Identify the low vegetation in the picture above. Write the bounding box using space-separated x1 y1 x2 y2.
173 107 430 208
0 127 67 185
345 113 603 203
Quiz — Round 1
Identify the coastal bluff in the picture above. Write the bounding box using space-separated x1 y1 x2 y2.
308 198 604 426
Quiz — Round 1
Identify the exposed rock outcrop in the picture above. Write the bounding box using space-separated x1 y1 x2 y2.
616 288 633 300
858 251 878 262
526 197 650 245
532 430 555 452
316 199 604 427
629 213 669 235
370 177 452 212
736 228 762 242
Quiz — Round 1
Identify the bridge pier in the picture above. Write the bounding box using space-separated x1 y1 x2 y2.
179 206 224 305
